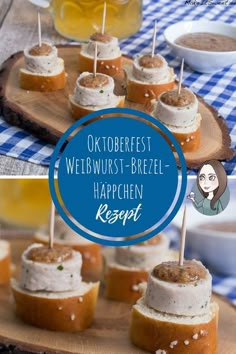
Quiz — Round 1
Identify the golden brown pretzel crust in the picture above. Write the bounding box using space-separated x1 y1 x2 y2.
105 264 148 303
126 68 175 104
130 301 219 353
19 68 66 92
78 52 122 77
11 281 99 332
69 95 125 120
152 120 201 153
0 254 11 285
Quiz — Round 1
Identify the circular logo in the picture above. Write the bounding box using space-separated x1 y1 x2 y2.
49 108 187 246
187 159 230 216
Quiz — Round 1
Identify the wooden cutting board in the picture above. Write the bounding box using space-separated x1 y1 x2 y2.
0 45 234 169
0 238 235 354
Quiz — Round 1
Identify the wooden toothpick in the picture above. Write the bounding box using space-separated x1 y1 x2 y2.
179 205 187 266
49 201 55 249
178 58 184 96
151 21 157 57
93 42 98 77
101 1 107 35
38 12 42 47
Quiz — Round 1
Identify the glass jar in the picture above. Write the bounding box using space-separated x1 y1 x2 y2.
49 0 143 41
0 180 51 228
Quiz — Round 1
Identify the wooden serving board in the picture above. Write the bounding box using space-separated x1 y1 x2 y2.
0 45 234 169
0 238 236 354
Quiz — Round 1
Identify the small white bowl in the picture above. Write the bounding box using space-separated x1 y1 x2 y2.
164 20 236 73
172 202 236 276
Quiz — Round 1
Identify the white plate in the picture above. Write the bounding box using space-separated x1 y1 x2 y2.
164 20 236 73
172 201 236 275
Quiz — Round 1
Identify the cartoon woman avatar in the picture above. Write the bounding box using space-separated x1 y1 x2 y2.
188 160 229 216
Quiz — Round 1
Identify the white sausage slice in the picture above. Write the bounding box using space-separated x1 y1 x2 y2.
24 42 59 75
115 234 170 268
155 89 198 128
144 260 212 316
74 72 116 106
36 215 93 245
85 35 120 59
19 244 82 292
132 54 170 83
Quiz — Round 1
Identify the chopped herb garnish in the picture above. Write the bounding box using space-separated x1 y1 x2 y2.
100 90 104 93
57 264 64 271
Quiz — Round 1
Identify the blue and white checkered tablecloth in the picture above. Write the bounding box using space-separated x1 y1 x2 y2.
0 0 235 173
166 224 236 306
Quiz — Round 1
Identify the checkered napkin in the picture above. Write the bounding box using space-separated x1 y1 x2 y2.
0 0 235 172
212 275 236 306
165 224 236 306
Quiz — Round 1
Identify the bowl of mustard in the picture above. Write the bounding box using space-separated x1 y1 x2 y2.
164 20 236 73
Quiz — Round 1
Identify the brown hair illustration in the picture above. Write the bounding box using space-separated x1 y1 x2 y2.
197 160 227 210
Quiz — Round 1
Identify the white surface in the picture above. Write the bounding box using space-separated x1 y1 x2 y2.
172 202 236 275
19 243 82 292
164 21 236 73
144 261 212 316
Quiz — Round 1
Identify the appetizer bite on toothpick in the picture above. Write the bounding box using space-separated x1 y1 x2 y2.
153 59 201 152
70 43 125 120
34 212 103 280
78 1 122 77
130 207 218 353
103 233 177 304
0 238 11 285
11 203 99 332
19 13 66 91
125 22 175 104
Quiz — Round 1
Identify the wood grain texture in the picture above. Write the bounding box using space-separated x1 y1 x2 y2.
0 239 236 354
0 45 234 169
0 0 64 176
0 1 234 174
